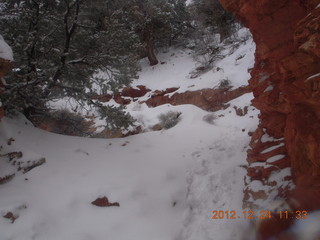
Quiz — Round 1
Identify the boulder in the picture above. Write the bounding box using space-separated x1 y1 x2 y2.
91 196 120 207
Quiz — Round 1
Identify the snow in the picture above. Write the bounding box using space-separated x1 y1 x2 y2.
0 28 264 240
131 29 255 94
0 35 13 61
307 72 320 79
269 168 292 183
266 154 285 163
261 143 285 154
261 133 273 143
263 84 274 93
258 73 270 83
246 167 294 211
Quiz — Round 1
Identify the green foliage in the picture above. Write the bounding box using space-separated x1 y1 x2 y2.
158 111 182 129
187 0 240 69
98 105 135 131
189 0 237 41
122 0 191 49
0 0 141 130
41 109 93 137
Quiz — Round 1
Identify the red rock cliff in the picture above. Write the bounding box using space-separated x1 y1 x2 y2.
219 0 320 237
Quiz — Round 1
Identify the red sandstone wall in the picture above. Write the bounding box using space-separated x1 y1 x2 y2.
219 0 320 237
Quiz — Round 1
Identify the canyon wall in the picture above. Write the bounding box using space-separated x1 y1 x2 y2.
219 0 320 238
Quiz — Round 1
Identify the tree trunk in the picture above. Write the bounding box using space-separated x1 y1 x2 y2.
143 30 158 66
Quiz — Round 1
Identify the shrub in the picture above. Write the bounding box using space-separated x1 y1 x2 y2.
202 113 216 125
34 109 94 137
218 79 232 89
158 111 182 129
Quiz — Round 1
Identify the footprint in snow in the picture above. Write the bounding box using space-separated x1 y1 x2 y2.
75 149 89 155
121 141 130 147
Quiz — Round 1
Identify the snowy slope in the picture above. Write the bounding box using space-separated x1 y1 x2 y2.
0 29 259 240
0 94 258 240
133 29 254 94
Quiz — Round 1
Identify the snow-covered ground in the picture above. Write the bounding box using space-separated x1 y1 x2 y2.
133 29 253 94
0 29 260 240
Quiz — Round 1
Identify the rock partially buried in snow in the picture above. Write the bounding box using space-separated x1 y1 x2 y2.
0 174 15 185
91 196 120 207
2 205 26 223
2 212 18 223
21 157 46 173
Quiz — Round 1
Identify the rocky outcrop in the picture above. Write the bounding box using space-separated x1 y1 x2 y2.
91 85 151 105
145 86 251 111
220 0 320 238
96 85 251 112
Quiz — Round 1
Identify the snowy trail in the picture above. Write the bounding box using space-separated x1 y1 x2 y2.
0 93 258 240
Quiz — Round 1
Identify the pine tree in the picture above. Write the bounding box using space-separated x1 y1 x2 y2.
189 0 237 42
121 0 190 66
0 0 141 130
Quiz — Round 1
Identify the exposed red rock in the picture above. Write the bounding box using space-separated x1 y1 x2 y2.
90 93 113 102
121 85 150 98
151 87 179 97
96 85 250 112
233 106 248 116
113 93 131 105
3 212 18 223
220 0 320 238
91 85 150 104
91 196 120 207
145 86 251 111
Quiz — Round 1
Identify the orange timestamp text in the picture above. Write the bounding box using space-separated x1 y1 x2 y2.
212 210 308 220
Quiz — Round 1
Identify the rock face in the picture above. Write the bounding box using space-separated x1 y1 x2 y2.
220 0 320 238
